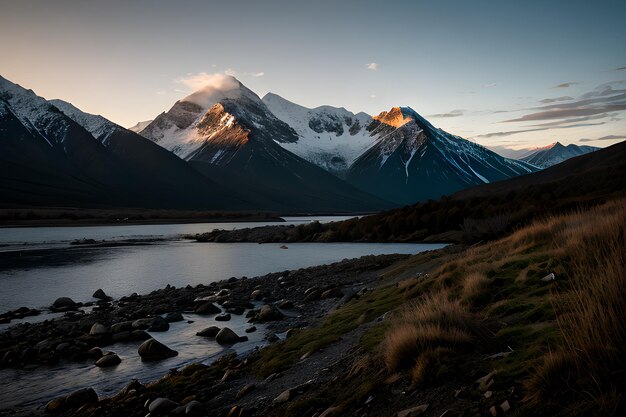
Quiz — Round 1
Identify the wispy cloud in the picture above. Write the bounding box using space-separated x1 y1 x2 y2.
502 82 626 123
474 122 605 139
539 96 573 104
427 109 464 118
366 62 379 71
369 94 377 99
483 83 497 88
579 134 626 142
553 82 579 88
615 66 626 71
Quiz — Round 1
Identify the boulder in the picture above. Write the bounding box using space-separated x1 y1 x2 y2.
256 304 283 322
278 299 294 309
303 289 322 302
51 297 77 312
215 313 231 321
245 326 257 333
148 397 179 415
138 338 178 361
250 289 263 301
95 353 121 367
148 317 170 332
87 347 103 359
92 289 109 300
111 321 132 333
196 326 220 337
89 323 109 335
215 327 242 345
164 312 184 322
65 387 98 410
195 302 221 315
132 318 154 330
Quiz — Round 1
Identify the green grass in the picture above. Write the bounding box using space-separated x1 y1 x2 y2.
253 285 403 377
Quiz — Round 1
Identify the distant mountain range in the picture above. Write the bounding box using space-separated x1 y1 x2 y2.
1 73 601 212
520 142 599 168
488 142 599 168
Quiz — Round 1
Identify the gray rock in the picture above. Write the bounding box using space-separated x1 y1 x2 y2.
250 289 263 300
92 289 109 300
148 317 170 332
194 302 221 315
148 397 179 415
87 347 103 359
138 338 178 361
95 352 121 367
111 321 132 333
256 304 283 322
215 313 231 321
164 312 184 322
132 318 154 330
89 323 109 335
245 326 257 333
304 289 322 302
196 326 220 337
65 387 98 409
215 327 241 345
51 297 76 311
278 299 294 309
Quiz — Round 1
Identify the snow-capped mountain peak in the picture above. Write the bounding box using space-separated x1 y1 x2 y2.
262 92 376 176
49 99 119 141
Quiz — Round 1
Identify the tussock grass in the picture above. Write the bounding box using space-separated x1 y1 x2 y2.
383 291 473 371
525 199 626 413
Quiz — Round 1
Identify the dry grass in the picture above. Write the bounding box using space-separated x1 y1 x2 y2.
461 271 489 305
524 199 626 413
383 291 473 371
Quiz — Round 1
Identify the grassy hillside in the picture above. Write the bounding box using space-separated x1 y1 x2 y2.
248 198 625 416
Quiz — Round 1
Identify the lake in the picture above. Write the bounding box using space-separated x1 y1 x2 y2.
0 217 445 412
0 217 445 311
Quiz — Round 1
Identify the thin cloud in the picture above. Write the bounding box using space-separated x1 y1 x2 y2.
428 109 464 118
615 66 626 71
474 122 605 139
483 83 497 88
579 134 626 142
539 96 573 104
502 83 626 123
366 62 379 71
553 82 579 88
369 94 377 99
251 72 265 77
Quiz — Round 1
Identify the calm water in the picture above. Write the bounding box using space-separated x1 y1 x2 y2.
0 218 445 413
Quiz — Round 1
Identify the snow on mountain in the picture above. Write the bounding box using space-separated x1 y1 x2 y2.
346 107 538 205
262 92 375 175
521 141 599 168
138 76 389 212
49 99 120 142
128 119 153 133
0 76 76 147
138 75 282 159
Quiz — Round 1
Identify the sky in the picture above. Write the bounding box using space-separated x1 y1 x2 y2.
1 0 625 150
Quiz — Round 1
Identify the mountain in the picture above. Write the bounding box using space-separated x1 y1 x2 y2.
0 75 248 209
261 93 375 176
345 107 537 205
487 145 541 160
520 141 599 168
138 76 391 212
128 120 152 133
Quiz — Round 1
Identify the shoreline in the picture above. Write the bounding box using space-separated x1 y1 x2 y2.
0 252 413 416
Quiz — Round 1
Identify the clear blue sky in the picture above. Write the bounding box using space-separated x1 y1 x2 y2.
1 0 625 149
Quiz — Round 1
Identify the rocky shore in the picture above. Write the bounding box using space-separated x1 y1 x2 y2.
0 253 408 416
